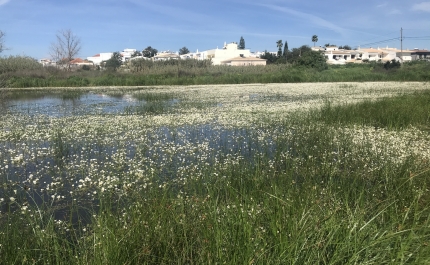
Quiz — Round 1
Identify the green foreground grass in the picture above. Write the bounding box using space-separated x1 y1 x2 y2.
0 86 429 264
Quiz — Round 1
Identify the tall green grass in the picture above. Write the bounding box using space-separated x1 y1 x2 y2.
1 90 429 264
2 60 430 88
316 90 430 130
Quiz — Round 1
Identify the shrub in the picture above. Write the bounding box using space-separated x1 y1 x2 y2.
384 59 401 70
0 55 43 74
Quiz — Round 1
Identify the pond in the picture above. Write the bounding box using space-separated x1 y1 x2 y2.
1 92 142 117
0 90 282 217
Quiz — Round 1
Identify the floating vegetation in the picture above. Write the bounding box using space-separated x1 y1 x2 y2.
0 82 430 264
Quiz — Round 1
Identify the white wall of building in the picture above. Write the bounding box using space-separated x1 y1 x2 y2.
87 53 113 65
206 42 251 65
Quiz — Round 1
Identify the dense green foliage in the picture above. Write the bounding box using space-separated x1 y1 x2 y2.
239 36 245 49
142 46 158 58
0 30 5 54
178 46 190 55
297 50 328 70
103 52 122 71
0 55 43 74
1 54 430 88
312 34 318 46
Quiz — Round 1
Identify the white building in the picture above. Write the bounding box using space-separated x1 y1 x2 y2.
87 53 113 65
320 45 403 65
153 52 180 61
179 49 208 60
39 58 56 67
120 49 137 62
220 56 267 66
178 42 263 66
205 42 251 65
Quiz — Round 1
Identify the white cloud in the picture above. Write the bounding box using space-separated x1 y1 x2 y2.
376 2 387 8
0 0 10 6
412 2 430 12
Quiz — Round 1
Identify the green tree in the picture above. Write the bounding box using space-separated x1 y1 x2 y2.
260 51 277 64
239 36 245 49
289 45 312 63
179 47 190 55
276 40 283 57
339 45 352 50
0 30 6 53
104 52 122 71
298 50 327 70
142 46 158 58
131 51 142 57
312 35 318 47
283 41 289 60
384 59 401 70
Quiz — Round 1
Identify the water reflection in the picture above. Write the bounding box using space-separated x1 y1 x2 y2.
2 92 141 117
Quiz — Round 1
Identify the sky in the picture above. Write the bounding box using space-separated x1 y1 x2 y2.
1 0 430 59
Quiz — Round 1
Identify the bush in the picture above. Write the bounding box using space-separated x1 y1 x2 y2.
0 55 43 74
297 51 328 70
384 59 401 70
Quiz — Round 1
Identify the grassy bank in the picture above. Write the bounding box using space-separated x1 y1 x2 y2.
0 83 429 264
1 58 430 88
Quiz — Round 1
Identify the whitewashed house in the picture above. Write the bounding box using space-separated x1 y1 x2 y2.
323 46 359 65
87 53 113 65
120 49 137 62
220 56 267 66
39 58 56 66
205 42 251 65
178 42 265 66
179 49 209 60
153 52 180 61
397 50 412 62
410 49 430 61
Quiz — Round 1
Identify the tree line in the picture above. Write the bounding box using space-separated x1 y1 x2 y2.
260 38 327 70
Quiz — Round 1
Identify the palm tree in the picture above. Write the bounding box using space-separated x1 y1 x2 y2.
312 35 318 47
276 40 283 57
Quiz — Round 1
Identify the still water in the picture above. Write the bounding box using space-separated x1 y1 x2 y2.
1 92 141 117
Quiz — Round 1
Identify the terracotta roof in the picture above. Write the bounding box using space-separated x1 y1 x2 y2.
221 56 267 63
359 48 383 53
70 58 92 64
70 58 85 64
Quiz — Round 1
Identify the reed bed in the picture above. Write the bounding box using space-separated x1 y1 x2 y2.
0 82 429 264
2 60 430 88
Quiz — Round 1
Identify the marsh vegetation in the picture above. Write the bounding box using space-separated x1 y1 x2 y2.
0 82 430 264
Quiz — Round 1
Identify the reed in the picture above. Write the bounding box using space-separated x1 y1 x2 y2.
1 83 429 264
2 60 430 88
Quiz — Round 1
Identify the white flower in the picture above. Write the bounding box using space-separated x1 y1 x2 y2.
9 197 15 202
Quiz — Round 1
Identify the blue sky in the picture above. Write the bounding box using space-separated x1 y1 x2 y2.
1 0 430 59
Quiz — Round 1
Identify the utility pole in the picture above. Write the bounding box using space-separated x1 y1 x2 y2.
400 27 403 64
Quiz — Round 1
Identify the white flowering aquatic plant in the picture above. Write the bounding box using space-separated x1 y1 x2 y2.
0 82 429 264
